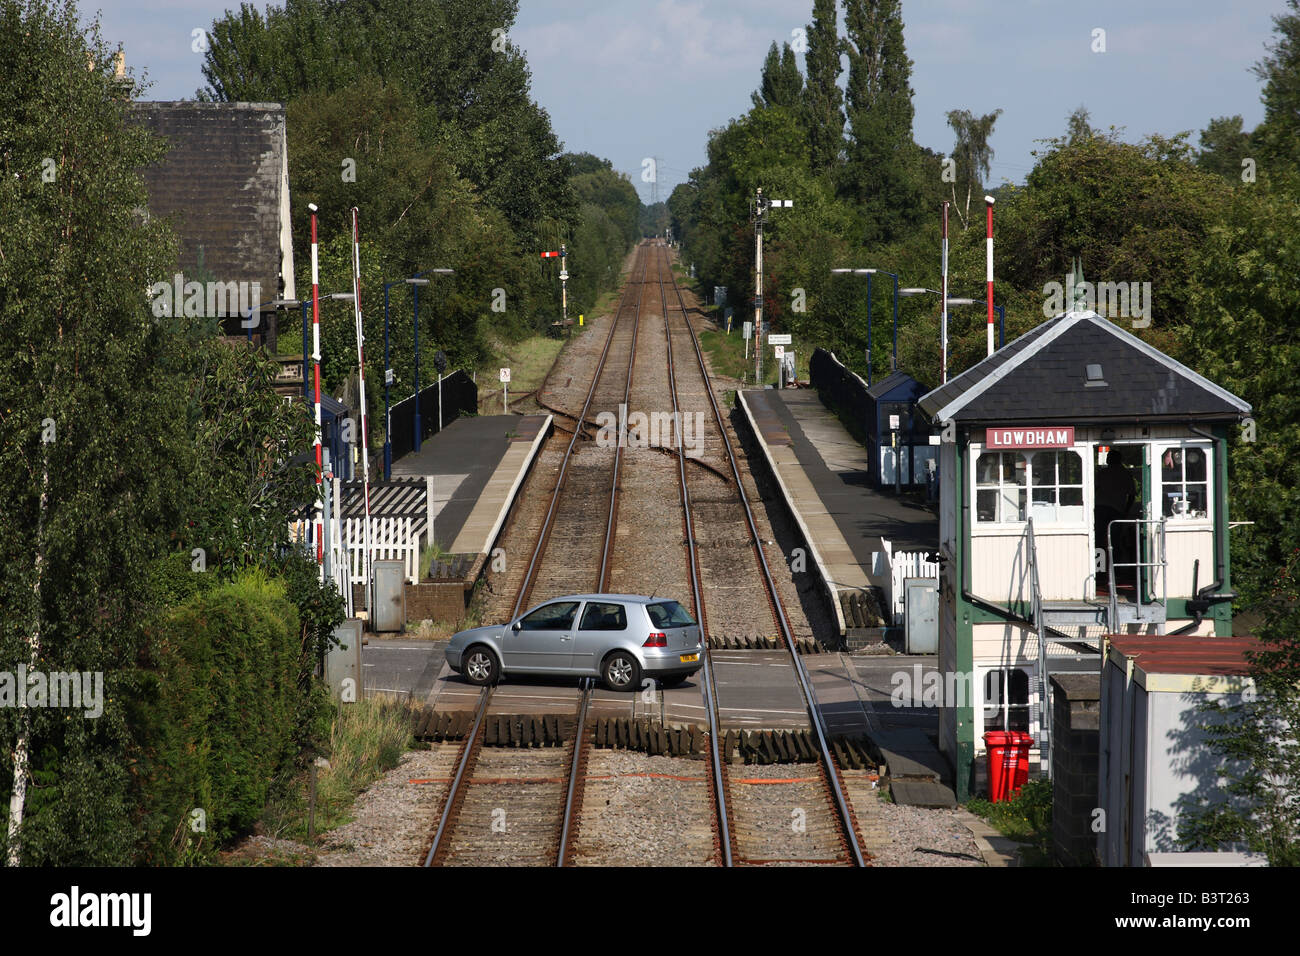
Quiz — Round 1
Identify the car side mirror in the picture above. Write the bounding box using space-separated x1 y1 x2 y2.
511 621 521 632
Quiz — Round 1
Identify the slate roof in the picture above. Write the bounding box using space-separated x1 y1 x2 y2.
917 311 1250 425
865 370 923 400
131 102 294 311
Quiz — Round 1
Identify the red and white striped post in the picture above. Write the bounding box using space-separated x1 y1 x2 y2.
986 196 996 356
940 201 950 384
350 207 373 616
309 203 323 569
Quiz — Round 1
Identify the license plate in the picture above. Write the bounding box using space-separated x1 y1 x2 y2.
679 653 699 663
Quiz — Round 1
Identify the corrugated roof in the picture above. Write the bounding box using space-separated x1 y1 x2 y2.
1107 635 1263 677
918 311 1251 425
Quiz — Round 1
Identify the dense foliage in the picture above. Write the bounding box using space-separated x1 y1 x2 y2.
671 0 1300 609
201 0 639 399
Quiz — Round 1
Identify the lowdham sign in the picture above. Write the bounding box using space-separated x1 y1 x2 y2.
985 426 1074 449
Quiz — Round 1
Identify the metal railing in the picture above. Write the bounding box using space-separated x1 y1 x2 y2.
1106 517 1167 635
1026 518 1051 776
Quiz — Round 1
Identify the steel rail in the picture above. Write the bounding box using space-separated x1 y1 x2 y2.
661 251 867 868
556 677 593 866
423 683 491 866
427 246 651 868
654 243 734 867
513 248 650 618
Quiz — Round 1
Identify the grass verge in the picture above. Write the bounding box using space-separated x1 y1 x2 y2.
965 777 1053 865
254 696 415 849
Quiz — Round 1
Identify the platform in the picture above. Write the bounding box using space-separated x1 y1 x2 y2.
737 388 938 637
391 413 551 566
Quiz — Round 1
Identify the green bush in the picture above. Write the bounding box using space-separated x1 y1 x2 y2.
138 569 306 862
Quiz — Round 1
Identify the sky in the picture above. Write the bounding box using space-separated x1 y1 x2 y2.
87 0 1284 203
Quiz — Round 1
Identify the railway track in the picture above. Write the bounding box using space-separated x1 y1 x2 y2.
655 242 866 867
424 241 864 867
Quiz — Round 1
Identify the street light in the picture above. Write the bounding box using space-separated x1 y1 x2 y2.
831 268 901 384
410 269 454 459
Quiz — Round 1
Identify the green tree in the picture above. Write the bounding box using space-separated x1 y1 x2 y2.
945 107 1003 229
1198 115 1252 181
0 0 189 864
1176 552 1300 865
1251 0 1300 172
842 0 921 242
753 41 803 111
803 0 844 174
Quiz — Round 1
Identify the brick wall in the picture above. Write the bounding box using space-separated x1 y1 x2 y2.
406 581 468 626
1050 673 1101 866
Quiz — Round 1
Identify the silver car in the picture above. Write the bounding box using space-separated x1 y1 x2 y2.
446 594 704 692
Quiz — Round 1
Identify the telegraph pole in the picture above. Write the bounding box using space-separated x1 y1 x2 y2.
753 189 764 385
751 188 793 386
560 242 569 334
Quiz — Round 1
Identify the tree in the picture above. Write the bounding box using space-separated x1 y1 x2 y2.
1176 551 1300 865
1251 0 1300 171
945 107 1003 229
1198 115 1252 181
0 0 191 864
842 0 921 242
803 0 844 174
1065 105 1094 144
753 42 803 111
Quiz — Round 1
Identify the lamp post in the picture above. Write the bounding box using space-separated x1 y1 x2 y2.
410 269 454 456
831 268 900 384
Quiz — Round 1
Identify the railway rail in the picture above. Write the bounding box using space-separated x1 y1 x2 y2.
424 241 864 867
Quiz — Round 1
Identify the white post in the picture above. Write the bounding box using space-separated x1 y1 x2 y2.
426 474 435 550
309 204 323 575
349 207 373 617
941 201 950 384
986 195 996 356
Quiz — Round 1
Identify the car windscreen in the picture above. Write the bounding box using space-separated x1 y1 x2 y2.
646 601 695 628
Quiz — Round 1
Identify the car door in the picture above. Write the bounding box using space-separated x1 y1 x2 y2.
571 600 630 675
502 600 580 673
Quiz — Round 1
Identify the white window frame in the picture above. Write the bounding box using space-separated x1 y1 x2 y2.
975 663 1040 748
971 443 1090 532
1153 440 1213 526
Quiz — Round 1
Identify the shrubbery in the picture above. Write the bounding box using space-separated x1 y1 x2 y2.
136 567 331 863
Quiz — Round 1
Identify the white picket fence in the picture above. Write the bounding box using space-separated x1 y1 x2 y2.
289 515 420 588
882 538 941 625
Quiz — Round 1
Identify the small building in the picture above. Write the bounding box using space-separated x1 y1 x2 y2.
1099 636 1261 867
917 310 1252 798
865 370 933 490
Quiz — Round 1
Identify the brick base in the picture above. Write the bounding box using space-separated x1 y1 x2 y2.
406 580 468 626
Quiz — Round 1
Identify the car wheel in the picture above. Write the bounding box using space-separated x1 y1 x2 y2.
601 651 640 692
659 675 688 688
462 646 499 686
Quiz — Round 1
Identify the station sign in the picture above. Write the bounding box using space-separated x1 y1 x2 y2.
985 426 1074 449
742 321 753 340
768 334 792 345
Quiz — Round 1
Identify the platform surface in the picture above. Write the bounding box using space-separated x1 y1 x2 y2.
390 413 551 557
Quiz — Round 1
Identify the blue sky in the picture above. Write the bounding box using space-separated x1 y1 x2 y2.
89 0 1283 203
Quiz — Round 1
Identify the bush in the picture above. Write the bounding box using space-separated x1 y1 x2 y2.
138 569 307 862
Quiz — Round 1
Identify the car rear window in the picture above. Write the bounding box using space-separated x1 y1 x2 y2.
646 601 695 628
579 602 627 631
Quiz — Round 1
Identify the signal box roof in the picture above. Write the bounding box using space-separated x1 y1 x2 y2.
918 311 1250 426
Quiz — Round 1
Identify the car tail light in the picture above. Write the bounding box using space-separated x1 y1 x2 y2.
643 632 667 648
